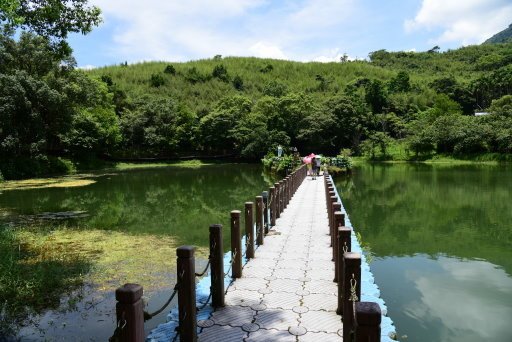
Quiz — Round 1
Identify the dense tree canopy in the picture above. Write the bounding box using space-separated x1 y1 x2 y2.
1 11 512 179
0 0 101 55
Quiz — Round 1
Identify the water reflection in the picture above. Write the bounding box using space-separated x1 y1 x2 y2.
374 255 512 342
0 164 275 248
0 164 275 340
335 163 512 341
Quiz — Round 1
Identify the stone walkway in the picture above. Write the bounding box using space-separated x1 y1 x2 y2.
197 176 343 341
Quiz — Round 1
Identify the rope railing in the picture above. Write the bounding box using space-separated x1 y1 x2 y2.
144 283 179 321
196 292 212 311
194 259 211 277
224 250 237 277
108 311 126 341
111 164 308 342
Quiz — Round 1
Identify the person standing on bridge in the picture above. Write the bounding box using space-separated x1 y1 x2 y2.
314 156 321 176
311 157 317 179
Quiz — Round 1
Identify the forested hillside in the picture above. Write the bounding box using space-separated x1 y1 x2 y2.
484 24 512 44
1 26 512 179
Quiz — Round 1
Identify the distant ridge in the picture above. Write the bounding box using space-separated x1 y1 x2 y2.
484 23 512 44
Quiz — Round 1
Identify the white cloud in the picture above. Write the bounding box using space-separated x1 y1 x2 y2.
88 0 358 62
249 42 287 60
405 0 512 45
77 64 97 70
406 257 512 341
311 48 355 63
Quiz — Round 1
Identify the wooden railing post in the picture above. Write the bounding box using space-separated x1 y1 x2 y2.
326 186 334 236
274 183 281 218
329 193 336 250
256 196 264 245
230 211 242 278
270 187 276 226
177 246 197 342
337 226 352 315
262 191 269 234
329 202 341 264
115 284 144 342
209 224 225 307
245 202 255 259
343 252 361 342
286 176 291 205
284 177 288 207
332 209 343 282
279 180 284 212
355 302 382 342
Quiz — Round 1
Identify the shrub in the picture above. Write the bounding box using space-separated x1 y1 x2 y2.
149 73 165 87
233 75 244 91
164 64 176 75
212 64 229 82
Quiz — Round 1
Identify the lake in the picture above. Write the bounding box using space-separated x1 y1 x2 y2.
2 163 511 341
0 164 275 341
334 163 512 342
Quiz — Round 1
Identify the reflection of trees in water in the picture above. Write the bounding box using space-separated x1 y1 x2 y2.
0 165 271 248
335 164 512 273
0 165 273 338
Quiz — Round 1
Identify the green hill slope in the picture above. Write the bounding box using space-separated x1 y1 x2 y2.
484 23 512 44
2 30 512 180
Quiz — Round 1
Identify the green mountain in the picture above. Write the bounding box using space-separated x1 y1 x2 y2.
484 23 512 44
2 30 512 180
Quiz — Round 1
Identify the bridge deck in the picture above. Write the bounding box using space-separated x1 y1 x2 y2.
197 176 343 341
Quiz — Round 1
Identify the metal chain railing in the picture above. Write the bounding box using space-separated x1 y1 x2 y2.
143 283 180 321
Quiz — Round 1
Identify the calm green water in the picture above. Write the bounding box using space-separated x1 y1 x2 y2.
0 164 275 340
334 163 512 342
0 164 275 247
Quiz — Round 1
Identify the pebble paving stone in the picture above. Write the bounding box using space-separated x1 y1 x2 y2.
300 310 344 333
246 328 297 342
299 331 344 342
255 309 300 331
198 324 247 341
210 305 255 326
305 279 337 295
197 176 345 340
224 289 263 307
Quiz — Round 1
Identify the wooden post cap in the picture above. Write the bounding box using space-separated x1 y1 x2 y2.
256 196 263 200
344 252 361 260
231 210 241 216
245 202 253 206
177 245 196 258
355 302 382 325
116 283 143 303
210 224 222 232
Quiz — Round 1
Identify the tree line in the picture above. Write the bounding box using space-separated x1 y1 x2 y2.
1 1 512 179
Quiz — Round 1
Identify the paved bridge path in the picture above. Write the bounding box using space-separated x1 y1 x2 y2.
197 176 343 341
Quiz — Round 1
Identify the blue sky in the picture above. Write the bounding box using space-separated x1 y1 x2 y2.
68 0 512 68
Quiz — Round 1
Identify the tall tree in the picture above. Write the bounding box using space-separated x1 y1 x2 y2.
0 0 102 55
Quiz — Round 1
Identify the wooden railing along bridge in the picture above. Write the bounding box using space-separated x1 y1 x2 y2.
110 165 394 341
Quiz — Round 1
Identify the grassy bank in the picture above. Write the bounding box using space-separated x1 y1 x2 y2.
354 140 512 165
0 224 204 336
0 159 221 191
